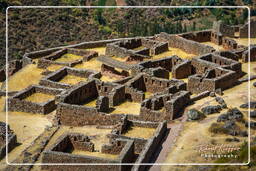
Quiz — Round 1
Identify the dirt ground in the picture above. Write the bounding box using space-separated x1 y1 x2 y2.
0 97 52 169
4 63 44 92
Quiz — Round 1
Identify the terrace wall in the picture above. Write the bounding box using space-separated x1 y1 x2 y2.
132 121 167 171
155 32 215 55
242 45 256 62
140 91 190 121
188 68 237 94
212 21 235 37
42 136 135 171
8 85 63 114
179 30 212 42
56 103 124 126
239 19 256 38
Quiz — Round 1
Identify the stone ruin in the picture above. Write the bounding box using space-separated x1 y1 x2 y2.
1 19 255 170
8 85 63 114
42 133 135 171
0 122 17 160
39 66 101 89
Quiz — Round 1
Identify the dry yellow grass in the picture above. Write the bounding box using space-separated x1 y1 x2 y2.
100 75 119 82
169 72 172 80
55 53 83 62
110 101 141 115
86 47 106 55
24 93 54 103
7 64 44 92
74 58 102 72
59 74 87 85
201 41 225 51
133 46 146 51
46 64 63 71
83 99 97 107
72 149 118 159
153 47 196 60
145 92 153 99
122 126 156 139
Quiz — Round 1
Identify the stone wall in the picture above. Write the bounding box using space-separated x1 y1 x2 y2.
105 38 145 57
213 51 239 61
56 103 125 126
125 73 186 96
222 37 238 50
0 69 5 82
188 68 237 94
141 38 169 55
239 19 256 38
198 53 242 76
172 60 192 79
42 133 135 171
179 30 212 42
8 85 63 114
108 85 126 106
140 91 190 121
212 21 235 37
242 45 256 62
37 48 98 69
137 55 183 72
101 64 129 78
155 32 215 55
0 122 17 160
109 119 163 153
39 67 100 89
211 32 222 45
132 121 167 171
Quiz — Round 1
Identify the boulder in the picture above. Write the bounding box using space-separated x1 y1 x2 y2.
215 96 225 104
215 96 227 109
239 131 248 137
215 88 223 95
217 108 243 122
240 101 256 109
209 92 215 97
201 105 222 115
217 113 228 122
187 109 205 121
225 137 240 142
223 120 236 130
227 108 243 121
253 82 256 87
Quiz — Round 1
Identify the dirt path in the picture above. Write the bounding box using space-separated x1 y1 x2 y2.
149 115 187 171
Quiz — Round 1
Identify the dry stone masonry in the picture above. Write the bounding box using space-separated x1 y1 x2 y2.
2 19 254 171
